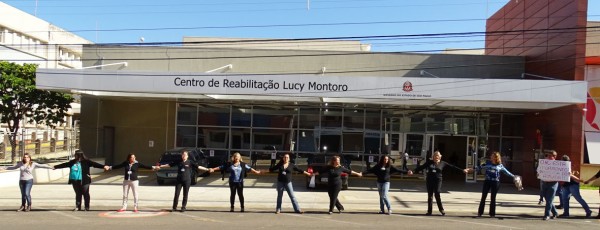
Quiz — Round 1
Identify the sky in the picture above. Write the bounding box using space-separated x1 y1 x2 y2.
4 0 600 52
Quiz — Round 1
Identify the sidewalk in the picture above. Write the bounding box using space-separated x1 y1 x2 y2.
0 170 598 217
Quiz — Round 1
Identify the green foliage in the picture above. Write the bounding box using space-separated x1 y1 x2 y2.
0 61 74 163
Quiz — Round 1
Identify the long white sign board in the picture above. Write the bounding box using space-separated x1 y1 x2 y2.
36 69 586 103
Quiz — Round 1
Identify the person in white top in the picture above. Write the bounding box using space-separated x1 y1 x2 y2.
0 153 53 212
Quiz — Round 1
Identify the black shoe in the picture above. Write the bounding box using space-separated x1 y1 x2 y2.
558 214 569 218
425 212 432 216
440 211 445 216
240 208 244 212
555 205 563 209
489 215 495 218
230 207 234 212
181 207 186 213
84 207 89 211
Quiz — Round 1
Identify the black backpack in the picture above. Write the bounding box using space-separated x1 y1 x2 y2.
221 162 248 181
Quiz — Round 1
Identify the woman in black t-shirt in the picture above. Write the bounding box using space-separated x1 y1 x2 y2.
269 153 311 214
315 155 362 214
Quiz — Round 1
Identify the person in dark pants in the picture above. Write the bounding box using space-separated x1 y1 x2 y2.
363 155 412 215
158 150 210 212
314 155 362 214
211 152 260 212
54 150 107 211
466 151 516 218
414 151 466 216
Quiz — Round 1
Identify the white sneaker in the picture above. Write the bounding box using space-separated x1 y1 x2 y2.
388 209 392 215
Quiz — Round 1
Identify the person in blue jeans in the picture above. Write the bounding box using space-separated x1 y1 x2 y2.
538 150 559 220
363 155 412 215
269 153 310 214
559 155 592 218
0 153 53 212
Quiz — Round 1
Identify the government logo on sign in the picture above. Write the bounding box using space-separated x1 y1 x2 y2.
403 81 413 92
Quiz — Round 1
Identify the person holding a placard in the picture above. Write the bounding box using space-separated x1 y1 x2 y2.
538 150 560 220
558 155 592 218
363 155 412 215
414 151 467 216
583 169 600 219
466 151 517 218
314 155 362 214
269 153 311 214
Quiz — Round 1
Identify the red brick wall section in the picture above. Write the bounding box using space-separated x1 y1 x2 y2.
485 0 587 80
486 0 588 186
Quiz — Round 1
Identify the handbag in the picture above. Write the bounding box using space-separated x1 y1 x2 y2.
309 175 316 188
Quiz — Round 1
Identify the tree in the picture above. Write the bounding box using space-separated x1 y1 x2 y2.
0 61 73 164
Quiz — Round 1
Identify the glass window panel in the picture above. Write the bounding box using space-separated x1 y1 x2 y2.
176 126 196 147
198 127 229 149
298 108 320 129
321 108 342 128
365 110 381 130
502 114 523 137
253 106 296 128
343 109 364 129
231 105 252 127
405 134 424 157
426 112 447 133
296 130 317 153
198 105 230 126
487 114 501 136
408 113 426 133
342 132 363 152
365 132 382 154
253 129 289 151
177 104 197 125
454 115 476 135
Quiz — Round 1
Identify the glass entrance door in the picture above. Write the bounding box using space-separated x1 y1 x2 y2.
466 136 477 183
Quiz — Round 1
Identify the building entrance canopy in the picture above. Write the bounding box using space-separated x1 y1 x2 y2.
36 69 586 110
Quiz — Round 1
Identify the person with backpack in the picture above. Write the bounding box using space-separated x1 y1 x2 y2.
211 152 261 212
53 150 108 211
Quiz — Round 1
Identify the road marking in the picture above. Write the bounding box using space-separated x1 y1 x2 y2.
98 210 169 218
553 219 600 226
283 213 369 226
394 214 524 229
50 211 83 220
173 212 225 223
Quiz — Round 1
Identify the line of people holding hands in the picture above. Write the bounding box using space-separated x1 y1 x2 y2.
1 149 599 220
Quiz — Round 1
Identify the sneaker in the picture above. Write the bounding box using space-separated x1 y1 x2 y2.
425 212 432 216
558 214 569 218
296 210 304 214
84 207 89 211
387 209 392 215
25 206 31 212
440 211 446 216
551 214 557 219
117 209 126 213
73 207 81 212
585 210 591 218
17 206 25 212
134 208 139 213
230 207 234 212
328 211 333 215
555 205 563 209
181 207 186 213
240 208 244 213
542 216 550 221
275 209 280 214
378 211 385 214
538 200 544 205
